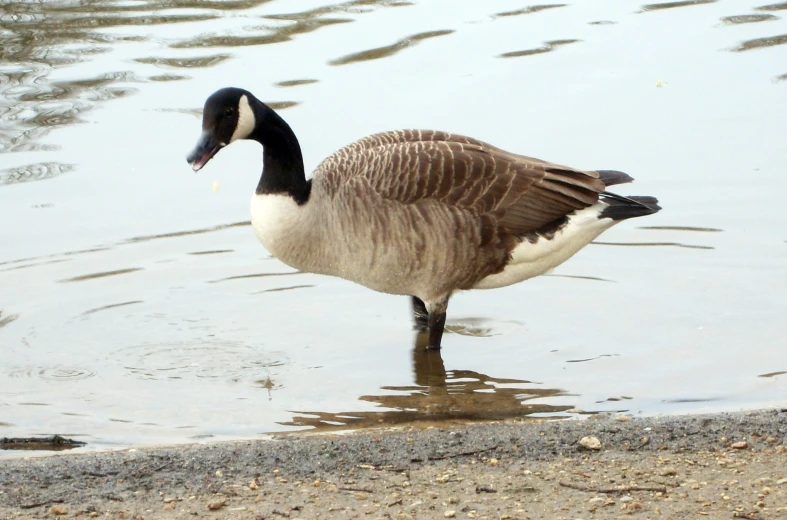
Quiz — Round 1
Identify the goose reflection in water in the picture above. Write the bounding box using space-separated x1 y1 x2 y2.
280 339 571 432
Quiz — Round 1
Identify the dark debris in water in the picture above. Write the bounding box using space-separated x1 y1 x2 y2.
1 435 86 452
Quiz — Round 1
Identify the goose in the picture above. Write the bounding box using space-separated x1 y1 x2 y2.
186 87 660 350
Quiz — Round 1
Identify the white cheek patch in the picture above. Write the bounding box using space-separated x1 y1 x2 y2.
230 94 256 142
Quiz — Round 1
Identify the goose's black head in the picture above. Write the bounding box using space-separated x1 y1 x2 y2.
187 87 258 172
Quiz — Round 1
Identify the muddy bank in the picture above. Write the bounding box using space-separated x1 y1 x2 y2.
1 409 786 518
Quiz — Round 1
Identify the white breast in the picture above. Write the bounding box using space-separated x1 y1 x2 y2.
474 203 616 290
250 193 317 271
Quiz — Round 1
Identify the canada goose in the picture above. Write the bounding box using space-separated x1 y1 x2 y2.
187 87 660 350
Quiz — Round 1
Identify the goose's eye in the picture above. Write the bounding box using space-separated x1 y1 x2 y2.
224 108 233 117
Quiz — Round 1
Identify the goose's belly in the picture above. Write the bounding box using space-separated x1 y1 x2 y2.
250 193 490 300
474 203 616 290
250 193 428 295
323 204 489 299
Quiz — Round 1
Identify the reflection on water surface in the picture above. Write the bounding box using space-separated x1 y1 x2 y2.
281 347 571 432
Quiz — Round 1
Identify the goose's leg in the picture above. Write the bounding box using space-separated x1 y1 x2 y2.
425 296 450 350
411 296 429 332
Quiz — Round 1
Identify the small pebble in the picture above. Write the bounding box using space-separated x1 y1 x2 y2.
444 510 456 518
731 441 748 450
207 497 227 510
50 505 67 515
579 436 602 450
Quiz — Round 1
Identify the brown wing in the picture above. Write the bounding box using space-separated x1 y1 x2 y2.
314 130 605 236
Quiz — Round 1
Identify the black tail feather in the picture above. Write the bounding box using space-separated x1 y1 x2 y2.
597 169 634 187
599 193 661 221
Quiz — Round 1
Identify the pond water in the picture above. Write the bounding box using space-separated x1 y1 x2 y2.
1 0 786 457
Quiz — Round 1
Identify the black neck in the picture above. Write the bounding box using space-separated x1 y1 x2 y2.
251 100 311 205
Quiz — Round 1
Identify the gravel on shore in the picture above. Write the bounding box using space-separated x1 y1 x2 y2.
1 409 786 519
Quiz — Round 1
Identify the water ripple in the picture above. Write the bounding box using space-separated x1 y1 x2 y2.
592 241 714 250
444 318 523 338
756 1 787 11
732 33 787 51
0 162 74 186
499 39 580 58
275 79 319 88
9 366 96 382
720 14 779 25
640 0 717 12
329 30 454 66
112 340 287 382
494 5 566 18
0 0 273 158
60 268 143 283
135 54 232 69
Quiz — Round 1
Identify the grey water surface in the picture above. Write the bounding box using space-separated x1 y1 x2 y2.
1 0 786 457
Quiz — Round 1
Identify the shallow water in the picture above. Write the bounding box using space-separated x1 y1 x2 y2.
1 0 786 457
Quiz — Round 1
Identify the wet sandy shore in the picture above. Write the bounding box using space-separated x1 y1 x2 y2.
1 409 786 519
